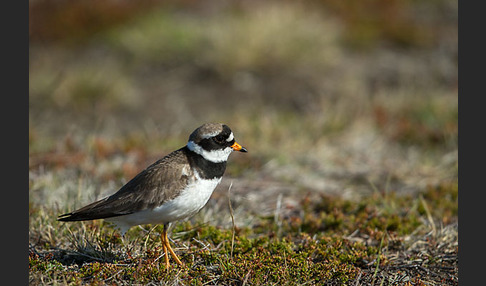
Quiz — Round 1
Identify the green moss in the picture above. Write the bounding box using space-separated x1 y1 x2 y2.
30 186 456 284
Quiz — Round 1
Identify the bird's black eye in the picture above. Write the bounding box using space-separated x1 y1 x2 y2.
215 135 225 143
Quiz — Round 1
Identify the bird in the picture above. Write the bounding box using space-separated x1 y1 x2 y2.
58 123 247 268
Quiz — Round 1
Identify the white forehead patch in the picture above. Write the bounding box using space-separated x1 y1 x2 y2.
226 132 234 142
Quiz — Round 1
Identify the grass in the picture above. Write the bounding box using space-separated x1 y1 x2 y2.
29 181 457 285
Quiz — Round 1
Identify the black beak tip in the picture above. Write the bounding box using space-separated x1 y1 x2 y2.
240 147 248 153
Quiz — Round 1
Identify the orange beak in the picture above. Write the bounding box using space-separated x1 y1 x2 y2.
231 142 247 152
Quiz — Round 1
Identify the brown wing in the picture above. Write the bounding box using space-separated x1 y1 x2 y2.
58 147 192 221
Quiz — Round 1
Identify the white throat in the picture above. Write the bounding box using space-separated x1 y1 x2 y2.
187 141 232 163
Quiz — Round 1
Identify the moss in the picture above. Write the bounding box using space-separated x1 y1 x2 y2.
30 185 457 284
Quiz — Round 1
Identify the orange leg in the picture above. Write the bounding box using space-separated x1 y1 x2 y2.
161 233 170 268
161 225 183 268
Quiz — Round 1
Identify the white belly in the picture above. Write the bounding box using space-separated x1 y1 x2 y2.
107 176 221 234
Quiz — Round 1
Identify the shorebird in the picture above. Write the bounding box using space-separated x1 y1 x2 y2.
58 123 247 267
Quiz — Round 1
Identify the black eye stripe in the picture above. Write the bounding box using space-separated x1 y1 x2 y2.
198 136 230 151
196 140 211 151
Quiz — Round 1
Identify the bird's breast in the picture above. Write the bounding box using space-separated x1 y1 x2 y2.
150 175 222 223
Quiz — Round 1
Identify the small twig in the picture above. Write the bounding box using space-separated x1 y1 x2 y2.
419 194 436 235
143 225 158 251
241 269 252 286
379 274 386 286
227 182 236 259
192 238 211 250
367 178 380 195
154 253 165 263
203 278 220 285
343 228 360 240
372 232 386 284
353 269 362 286
274 193 283 238
103 269 124 282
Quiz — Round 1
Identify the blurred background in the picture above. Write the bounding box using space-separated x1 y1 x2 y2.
29 0 457 223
